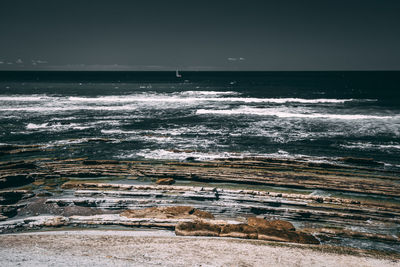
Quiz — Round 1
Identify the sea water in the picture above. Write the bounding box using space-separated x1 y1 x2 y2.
0 71 399 169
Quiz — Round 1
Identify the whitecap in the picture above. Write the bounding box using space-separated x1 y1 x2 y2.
0 95 52 101
132 149 245 161
101 129 138 134
26 123 48 129
340 142 400 150
196 107 398 120
65 95 357 104
26 122 91 132
0 105 138 112
177 91 240 96
123 149 335 164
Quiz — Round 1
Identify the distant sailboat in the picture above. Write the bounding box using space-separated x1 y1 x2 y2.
176 69 182 78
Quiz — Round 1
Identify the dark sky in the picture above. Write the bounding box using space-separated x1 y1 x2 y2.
0 0 399 70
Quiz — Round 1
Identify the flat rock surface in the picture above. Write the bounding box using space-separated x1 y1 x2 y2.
0 230 398 267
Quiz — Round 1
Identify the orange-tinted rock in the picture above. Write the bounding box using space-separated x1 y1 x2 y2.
248 218 295 231
175 220 221 237
121 206 214 220
248 217 319 244
192 209 214 219
220 223 258 239
295 231 320 244
155 178 175 185
43 216 68 227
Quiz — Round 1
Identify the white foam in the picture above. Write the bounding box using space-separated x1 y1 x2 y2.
26 120 122 132
101 129 138 135
196 107 398 120
178 91 240 96
128 149 333 164
44 138 119 147
213 97 356 103
340 142 400 150
66 95 356 104
0 95 51 101
134 149 246 161
26 122 93 132
26 123 49 129
0 105 139 112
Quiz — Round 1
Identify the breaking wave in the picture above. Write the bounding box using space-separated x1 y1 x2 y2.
196 107 398 120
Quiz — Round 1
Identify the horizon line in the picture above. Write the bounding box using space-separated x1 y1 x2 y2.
1 69 399 72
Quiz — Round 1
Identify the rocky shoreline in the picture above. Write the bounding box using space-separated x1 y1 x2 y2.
0 154 399 255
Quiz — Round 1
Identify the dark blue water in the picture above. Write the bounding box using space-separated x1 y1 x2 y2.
1 71 399 168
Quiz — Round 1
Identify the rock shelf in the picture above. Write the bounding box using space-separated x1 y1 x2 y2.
0 157 399 252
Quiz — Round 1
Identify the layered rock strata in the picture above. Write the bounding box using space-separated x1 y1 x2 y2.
0 157 399 252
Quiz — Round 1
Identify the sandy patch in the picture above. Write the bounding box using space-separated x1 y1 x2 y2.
0 230 398 267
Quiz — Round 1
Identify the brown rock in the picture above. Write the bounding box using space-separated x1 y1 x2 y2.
37 192 53 197
248 218 296 231
155 178 175 185
192 209 214 219
32 180 45 186
248 217 319 244
295 231 320 244
175 220 221 237
220 224 258 239
61 181 82 189
121 206 214 220
43 216 68 227
82 160 119 165
0 214 7 221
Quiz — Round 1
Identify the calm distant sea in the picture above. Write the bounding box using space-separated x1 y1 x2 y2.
1 71 399 169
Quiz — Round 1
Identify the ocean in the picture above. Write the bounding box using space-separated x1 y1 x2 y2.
1 71 399 169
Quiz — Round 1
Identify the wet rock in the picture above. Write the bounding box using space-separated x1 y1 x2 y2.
61 206 115 217
185 157 196 162
0 145 19 152
155 178 175 185
296 232 320 244
17 198 109 217
0 191 25 205
0 161 37 170
83 160 119 165
18 198 61 216
314 228 400 243
0 157 397 249
0 204 23 218
121 206 214 220
86 138 114 143
0 145 43 156
32 180 45 186
339 157 383 166
175 220 221 237
36 192 53 197
0 174 35 189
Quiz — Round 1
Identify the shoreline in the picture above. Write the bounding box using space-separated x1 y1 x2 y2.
1 156 399 258
1 230 399 266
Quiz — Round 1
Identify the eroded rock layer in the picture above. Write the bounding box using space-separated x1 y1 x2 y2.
0 157 399 252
